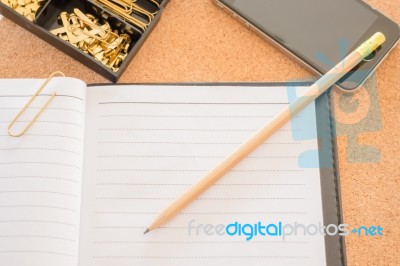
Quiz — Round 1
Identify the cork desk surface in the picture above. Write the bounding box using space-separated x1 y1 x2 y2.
0 0 399 265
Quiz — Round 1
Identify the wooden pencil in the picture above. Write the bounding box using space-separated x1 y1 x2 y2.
144 32 386 234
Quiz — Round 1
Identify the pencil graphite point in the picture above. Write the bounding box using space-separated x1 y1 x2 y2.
143 228 150 234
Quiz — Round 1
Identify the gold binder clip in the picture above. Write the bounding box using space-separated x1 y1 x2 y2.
8 71 65 137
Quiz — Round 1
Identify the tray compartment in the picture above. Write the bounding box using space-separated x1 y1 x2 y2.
35 0 142 73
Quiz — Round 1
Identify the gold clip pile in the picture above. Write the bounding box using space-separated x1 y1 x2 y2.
1 0 45 21
92 0 160 32
50 9 131 72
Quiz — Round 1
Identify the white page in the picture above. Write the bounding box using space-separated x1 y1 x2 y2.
80 85 327 266
0 78 86 266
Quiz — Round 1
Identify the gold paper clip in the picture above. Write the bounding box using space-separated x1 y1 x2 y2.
8 71 65 137
93 0 149 32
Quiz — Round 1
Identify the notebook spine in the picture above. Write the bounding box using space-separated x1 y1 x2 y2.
327 89 347 266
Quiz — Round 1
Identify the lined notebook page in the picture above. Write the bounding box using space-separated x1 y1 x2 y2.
0 78 86 266
79 85 326 266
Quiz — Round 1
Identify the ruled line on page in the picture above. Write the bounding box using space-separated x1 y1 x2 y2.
0 134 82 141
0 251 76 257
0 191 78 196
93 240 308 244
98 141 302 145
0 162 81 169
0 220 77 227
98 128 298 132
95 183 306 186
0 107 84 115
100 114 277 118
96 155 298 159
95 197 306 200
0 148 81 155
0 176 80 183
92 255 310 259
0 235 76 242
94 211 307 215
0 205 78 212
0 120 82 128
0 94 83 101
96 169 304 172
99 101 290 105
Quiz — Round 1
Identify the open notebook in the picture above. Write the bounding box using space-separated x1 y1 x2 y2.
0 78 345 266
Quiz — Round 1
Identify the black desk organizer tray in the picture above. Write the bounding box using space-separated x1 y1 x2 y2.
0 0 170 82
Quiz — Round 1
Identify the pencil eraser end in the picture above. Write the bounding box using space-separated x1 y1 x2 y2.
356 32 386 59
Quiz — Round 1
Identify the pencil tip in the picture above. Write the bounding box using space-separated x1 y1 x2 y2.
143 228 150 234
